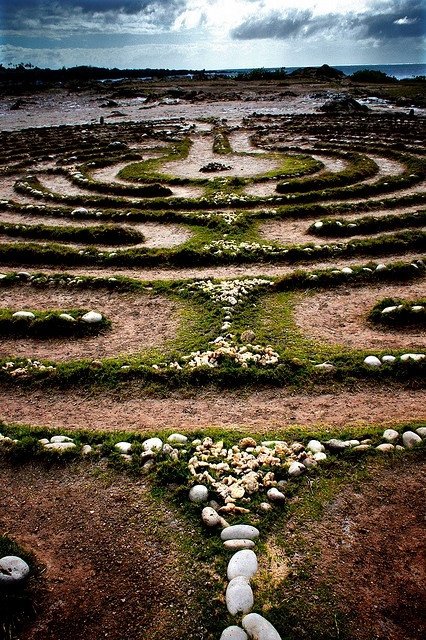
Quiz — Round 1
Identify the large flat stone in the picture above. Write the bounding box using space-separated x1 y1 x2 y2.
221 525 259 541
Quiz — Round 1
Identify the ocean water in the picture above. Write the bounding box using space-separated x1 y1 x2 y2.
217 63 426 80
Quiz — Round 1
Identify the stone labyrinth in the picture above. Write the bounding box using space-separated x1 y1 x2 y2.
0 113 424 382
0 110 425 640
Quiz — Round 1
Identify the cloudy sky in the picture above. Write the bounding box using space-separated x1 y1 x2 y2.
0 0 424 70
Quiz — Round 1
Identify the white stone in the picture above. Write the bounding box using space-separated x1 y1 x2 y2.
202 507 228 528
12 311 35 320
115 441 132 454
314 363 335 372
288 461 305 477
341 267 353 274
267 487 286 502
375 263 386 271
220 626 248 640
402 431 422 448
221 525 260 541
81 311 103 324
167 433 188 444
242 613 282 640
44 442 76 451
38 438 49 445
364 355 381 367
313 221 323 228
400 353 425 362
226 576 254 616
353 444 371 451
59 313 76 322
415 427 426 438
307 439 324 453
50 435 73 443
381 306 398 314
313 452 327 461
382 355 396 363
227 550 258 580
142 437 163 451
0 556 30 586
376 443 395 452
411 305 424 312
189 484 208 503
72 207 89 215
81 444 93 455
383 429 399 443
224 539 255 551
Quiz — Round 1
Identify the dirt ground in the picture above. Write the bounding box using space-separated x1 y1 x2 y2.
0 286 181 360
285 458 426 640
0 459 212 640
1 383 424 432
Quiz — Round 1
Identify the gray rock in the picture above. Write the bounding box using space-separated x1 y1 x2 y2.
220 626 248 640
227 550 258 580
81 311 103 323
224 539 255 551
382 355 396 363
226 576 254 615
353 444 371 451
383 429 399 443
415 427 426 439
59 313 76 322
402 431 422 448
0 556 30 586
221 525 259 541
81 444 93 455
242 613 282 640
167 433 188 445
189 484 208 503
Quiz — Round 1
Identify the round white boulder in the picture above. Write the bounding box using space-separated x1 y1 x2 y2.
267 487 286 502
364 355 381 367
415 427 426 438
227 550 258 580
167 433 188 445
221 525 259 541
307 439 324 453
382 429 399 443
12 311 35 320
288 461 305 477
142 437 163 452
376 443 395 453
81 311 103 324
220 626 248 640
224 539 255 551
242 613 282 640
189 484 208 503
115 441 132 454
0 556 30 586
402 431 422 448
44 442 76 451
226 576 254 616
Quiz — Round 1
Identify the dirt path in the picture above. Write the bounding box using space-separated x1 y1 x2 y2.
293 280 426 350
0 461 210 640
1 252 423 282
0 287 180 360
0 214 192 248
1 384 424 432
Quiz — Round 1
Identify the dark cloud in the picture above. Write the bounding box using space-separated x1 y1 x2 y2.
231 0 425 42
0 0 186 33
